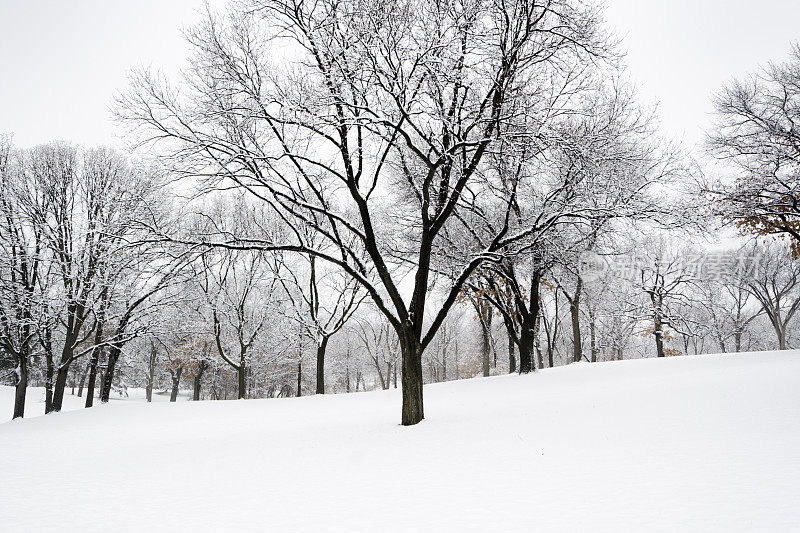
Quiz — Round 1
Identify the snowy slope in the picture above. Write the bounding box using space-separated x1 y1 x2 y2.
1 351 799 532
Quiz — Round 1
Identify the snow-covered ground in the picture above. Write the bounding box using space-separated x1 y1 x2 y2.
1 351 798 532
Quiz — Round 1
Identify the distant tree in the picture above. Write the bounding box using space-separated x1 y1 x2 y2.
637 237 697 358
745 242 800 350
197 244 278 400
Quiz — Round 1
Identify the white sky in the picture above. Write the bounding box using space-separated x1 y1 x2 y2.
1 0 799 150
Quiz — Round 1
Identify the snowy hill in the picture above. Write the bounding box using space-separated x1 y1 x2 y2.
1 351 799 532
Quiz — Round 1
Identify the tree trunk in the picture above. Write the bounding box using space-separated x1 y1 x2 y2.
192 362 207 401
44 361 54 413
100 344 122 403
654 315 665 358
590 318 598 363
472 297 493 377
146 342 157 402
518 270 541 374
193 375 202 401
480 311 491 377
508 333 516 374
51 363 70 412
170 367 182 402
400 330 424 426
12 357 28 420
315 336 329 394
518 322 534 374
570 276 583 363
296 360 302 397
84 346 102 408
777 325 787 350
237 361 247 400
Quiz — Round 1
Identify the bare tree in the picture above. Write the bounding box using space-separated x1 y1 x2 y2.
9 144 169 412
707 44 800 255
197 246 277 399
118 0 610 424
638 239 697 358
0 137 50 419
745 241 800 350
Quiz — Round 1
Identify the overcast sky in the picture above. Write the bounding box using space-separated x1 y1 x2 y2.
1 0 798 150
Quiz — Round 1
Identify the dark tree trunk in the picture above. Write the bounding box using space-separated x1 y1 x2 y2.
51 363 70 412
400 330 424 426
315 336 329 394
193 375 202 401
518 270 542 374
44 365 54 413
590 318 598 363
170 367 182 402
508 333 516 374
654 316 665 358
51 308 88 411
192 362 207 401
84 346 103 408
12 357 28 420
50 331 76 413
570 276 583 363
100 344 122 403
296 360 302 397
518 325 533 374
237 361 246 400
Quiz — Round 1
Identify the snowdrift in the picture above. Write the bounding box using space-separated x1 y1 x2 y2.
1 351 798 532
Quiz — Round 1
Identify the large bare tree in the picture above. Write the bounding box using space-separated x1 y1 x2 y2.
118 0 608 424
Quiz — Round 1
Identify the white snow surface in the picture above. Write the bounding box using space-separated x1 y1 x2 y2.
1 351 799 532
